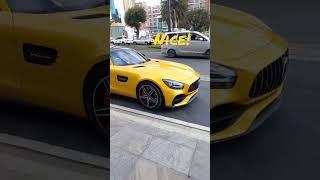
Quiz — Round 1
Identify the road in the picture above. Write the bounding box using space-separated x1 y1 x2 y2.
110 50 210 127
215 0 320 43
213 1 320 179
0 101 108 157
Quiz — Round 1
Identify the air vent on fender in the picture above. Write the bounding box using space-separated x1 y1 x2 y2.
73 13 108 20
133 66 145 68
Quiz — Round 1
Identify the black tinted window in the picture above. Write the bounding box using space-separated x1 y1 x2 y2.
7 0 106 13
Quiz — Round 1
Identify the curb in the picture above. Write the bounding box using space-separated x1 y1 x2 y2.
0 133 109 170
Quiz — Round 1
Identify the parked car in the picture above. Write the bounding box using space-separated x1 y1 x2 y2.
0 1 109 138
111 36 126 45
133 37 153 45
124 38 134 45
211 4 289 142
161 31 210 58
110 47 200 110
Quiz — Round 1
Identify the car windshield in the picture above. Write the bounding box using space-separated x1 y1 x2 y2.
7 0 107 13
111 49 148 66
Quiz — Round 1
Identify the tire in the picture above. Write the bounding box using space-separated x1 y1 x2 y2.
133 42 137 45
167 49 176 58
205 49 210 57
137 82 163 110
84 64 109 139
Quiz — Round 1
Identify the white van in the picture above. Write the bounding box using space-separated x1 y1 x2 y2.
161 31 210 58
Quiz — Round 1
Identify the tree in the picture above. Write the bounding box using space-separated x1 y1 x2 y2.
125 6 146 38
161 0 188 31
185 9 210 32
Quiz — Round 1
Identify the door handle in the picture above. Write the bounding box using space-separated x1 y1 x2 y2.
23 43 58 65
117 75 128 82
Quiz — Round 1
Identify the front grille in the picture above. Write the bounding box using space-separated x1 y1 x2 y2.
211 104 245 133
249 51 289 98
172 95 186 106
188 79 200 92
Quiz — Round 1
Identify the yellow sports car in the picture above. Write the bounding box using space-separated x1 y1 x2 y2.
0 1 109 137
110 47 201 110
211 4 289 142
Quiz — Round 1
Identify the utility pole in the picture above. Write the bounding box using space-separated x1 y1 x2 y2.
167 0 171 32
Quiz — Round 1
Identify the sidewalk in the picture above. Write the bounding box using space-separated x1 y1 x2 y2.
0 141 107 180
110 107 210 180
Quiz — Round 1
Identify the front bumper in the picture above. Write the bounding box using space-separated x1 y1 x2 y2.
162 77 200 107
211 85 283 142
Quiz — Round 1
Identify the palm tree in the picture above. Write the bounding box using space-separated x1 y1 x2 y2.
161 0 188 31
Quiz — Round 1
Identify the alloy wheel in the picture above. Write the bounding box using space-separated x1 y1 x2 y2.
93 76 110 135
138 84 160 109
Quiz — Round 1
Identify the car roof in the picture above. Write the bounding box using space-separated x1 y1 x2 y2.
165 31 199 34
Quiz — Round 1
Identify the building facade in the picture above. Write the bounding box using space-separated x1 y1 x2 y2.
188 0 210 11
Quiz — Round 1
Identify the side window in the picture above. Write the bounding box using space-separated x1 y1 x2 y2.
6 0 55 13
178 33 188 38
167 33 176 39
190 33 206 41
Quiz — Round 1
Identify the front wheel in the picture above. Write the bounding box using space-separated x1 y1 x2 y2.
137 82 163 110
205 49 210 57
167 49 176 58
84 65 109 139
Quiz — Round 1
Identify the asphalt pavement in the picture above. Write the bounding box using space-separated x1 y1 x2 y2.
110 50 210 127
213 1 320 180
215 0 320 43
0 101 108 157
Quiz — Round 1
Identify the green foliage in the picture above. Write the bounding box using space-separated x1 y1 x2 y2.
161 0 188 30
186 9 210 32
125 6 147 37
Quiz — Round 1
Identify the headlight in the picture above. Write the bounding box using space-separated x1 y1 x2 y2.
163 79 184 90
211 62 237 89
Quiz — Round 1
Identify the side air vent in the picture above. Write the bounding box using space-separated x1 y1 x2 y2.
73 13 108 20
133 66 145 68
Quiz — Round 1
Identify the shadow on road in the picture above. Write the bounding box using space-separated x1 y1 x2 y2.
0 100 108 157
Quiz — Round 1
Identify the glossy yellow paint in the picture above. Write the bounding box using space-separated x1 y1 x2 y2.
110 56 200 107
0 2 109 117
211 4 288 142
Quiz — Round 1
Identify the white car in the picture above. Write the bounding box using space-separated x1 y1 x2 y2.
124 38 134 45
133 37 153 45
111 37 126 45
161 31 210 58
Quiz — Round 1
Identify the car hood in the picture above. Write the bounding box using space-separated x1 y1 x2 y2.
212 4 287 64
133 60 200 83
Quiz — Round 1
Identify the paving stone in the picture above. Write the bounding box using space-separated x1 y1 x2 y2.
110 147 138 180
128 158 189 180
142 138 194 175
111 128 153 155
129 121 175 139
189 147 210 180
168 132 198 149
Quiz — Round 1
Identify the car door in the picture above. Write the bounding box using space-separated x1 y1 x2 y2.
177 32 192 55
189 33 207 55
110 53 139 98
7 0 101 109
0 3 20 96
